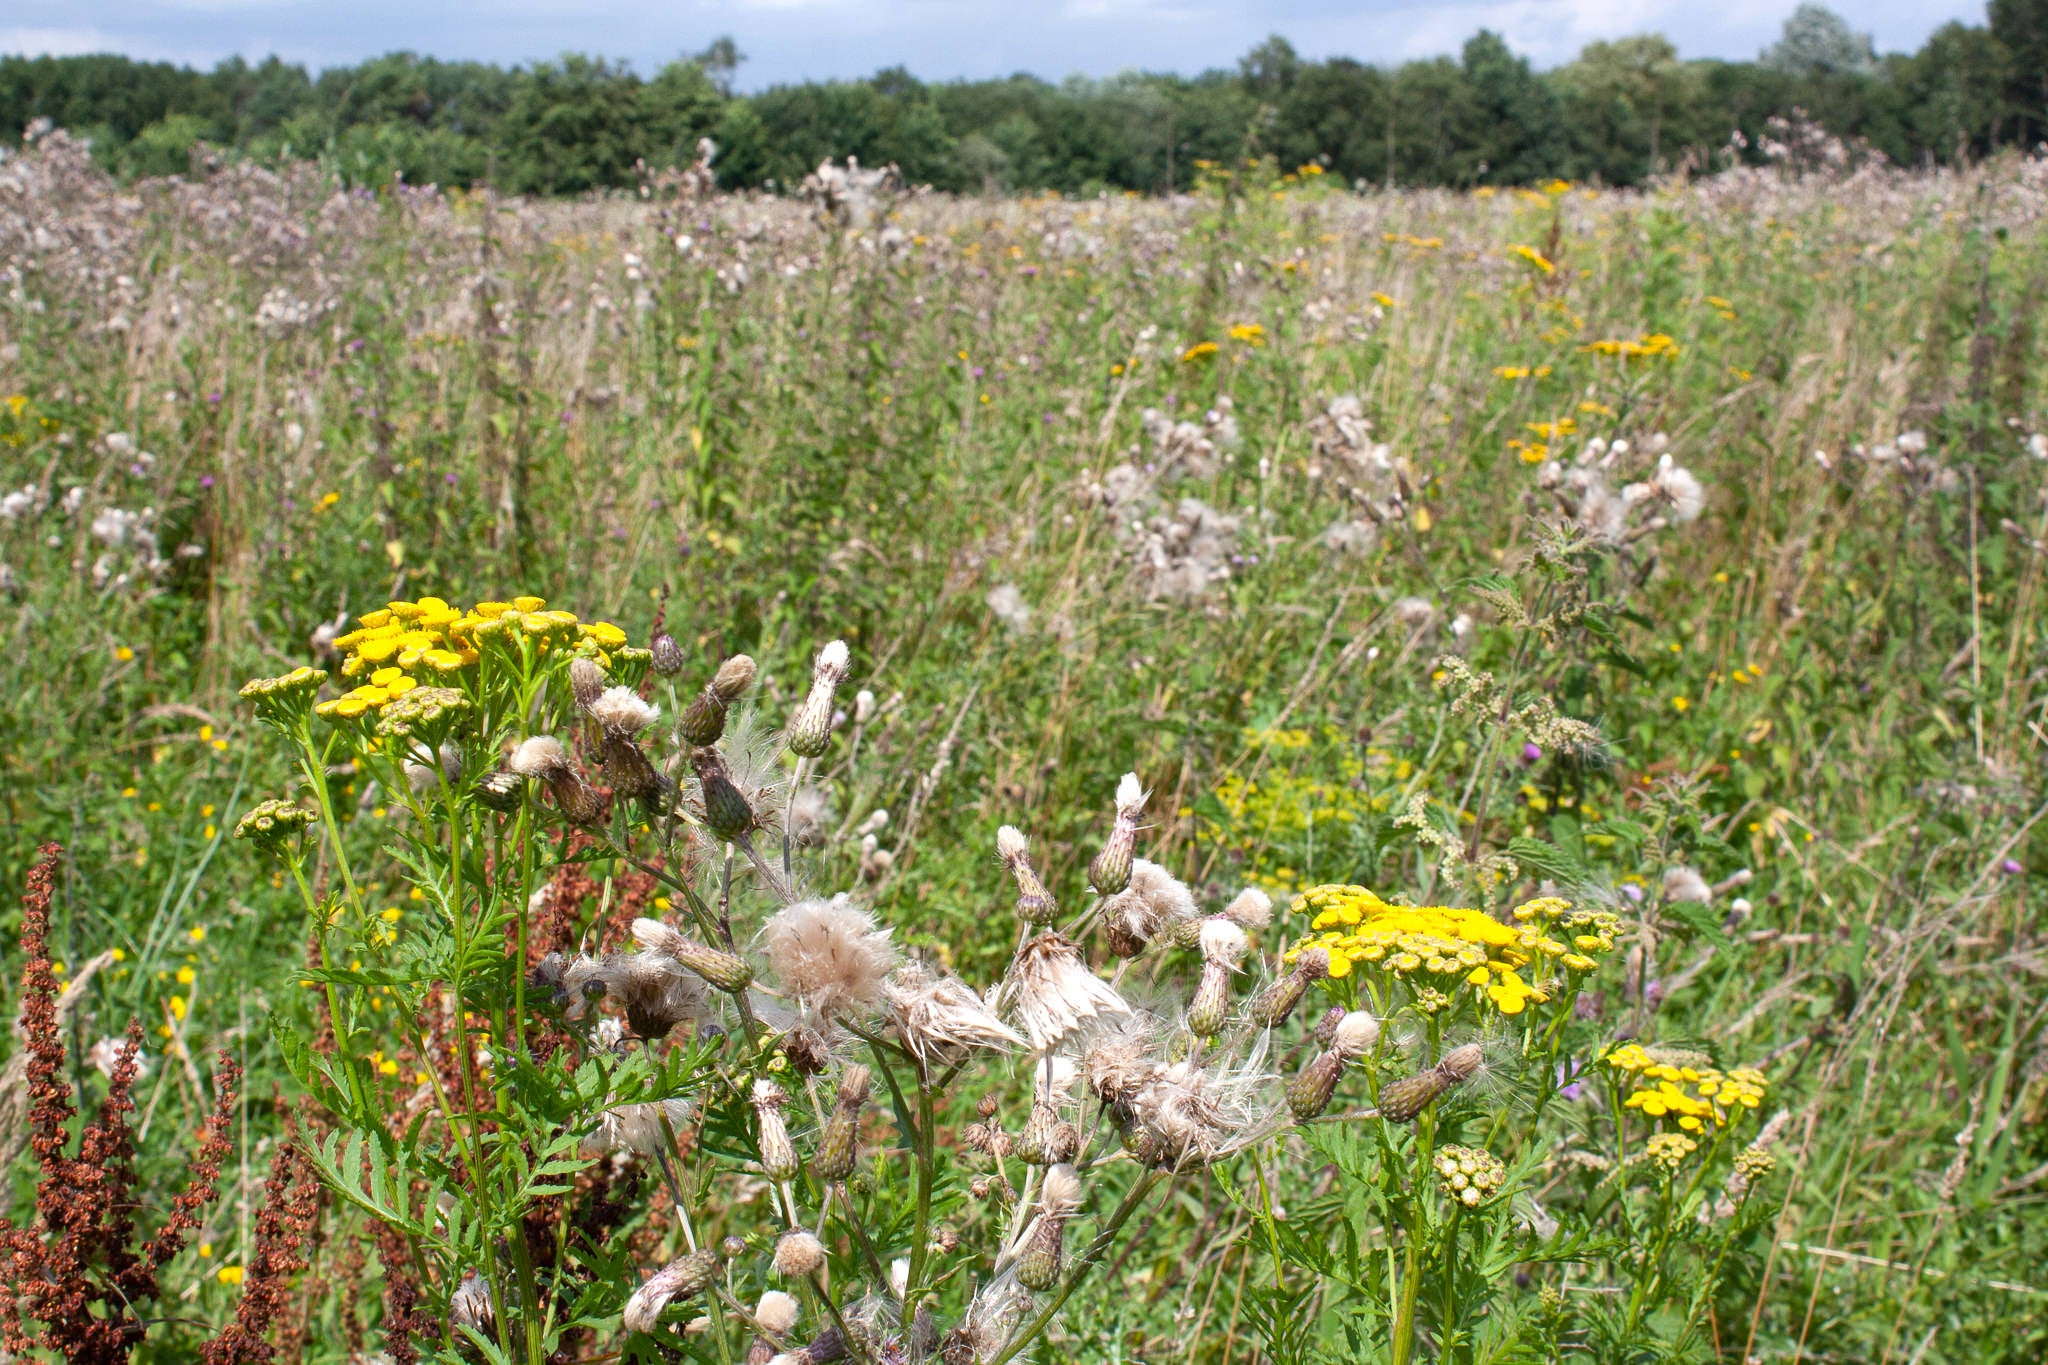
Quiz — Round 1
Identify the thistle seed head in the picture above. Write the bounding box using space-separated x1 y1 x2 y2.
773 1229 827 1278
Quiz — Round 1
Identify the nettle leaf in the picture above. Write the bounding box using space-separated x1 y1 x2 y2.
1662 898 1732 948
1508 836 1589 889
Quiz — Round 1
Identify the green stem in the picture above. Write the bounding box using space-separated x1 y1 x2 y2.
1391 1111 1436 1365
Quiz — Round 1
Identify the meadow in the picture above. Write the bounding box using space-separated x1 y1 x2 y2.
1 121 2045 1363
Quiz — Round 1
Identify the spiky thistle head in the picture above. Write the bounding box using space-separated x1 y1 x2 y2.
590 685 660 737
996 825 1058 924
622 1248 722 1334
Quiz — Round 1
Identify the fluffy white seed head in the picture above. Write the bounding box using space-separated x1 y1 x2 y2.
1114 772 1148 816
509 735 571 778
773 1230 826 1278
1041 1162 1082 1216
755 1290 800 1335
1662 865 1713 904
996 825 1030 862
814 639 850 681
1222 887 1273 930
1198 918 1249 967
763 898 899 1021
1126 860 1198 934
632 916 688 957
1331 1011 1380 1060
1440 1042 1485 1081
1005 932 1132 1051
590 685 659 736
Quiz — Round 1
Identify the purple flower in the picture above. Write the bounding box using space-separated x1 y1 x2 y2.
2002 858 2024 875
1621 883 1644 904
199 475 215 489
1521 742 1542 765
445 472 459 485
1555 1060 1589 1101
206 391 222 404
972 366 984 378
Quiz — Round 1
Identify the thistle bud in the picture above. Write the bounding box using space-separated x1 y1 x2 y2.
787 640 850 758
623 1247 723 1334
637 919 756 994
1287 1012 1379 1120
682 654 758 744
752 1079 800 1182
1015 1163 1080 1292
1250 949 1330 1029
1014 1098 1060 1165
1313 1005 1347 1046
771 1327 846 1365
773 1229 826 1278
996 825 1057 924
693 748 755 841
1378 1043 1482 1123
651 631 686 677
1186 963 1230 1037
603 732 671 806
812 1064 870 1182
1088 773 1147 895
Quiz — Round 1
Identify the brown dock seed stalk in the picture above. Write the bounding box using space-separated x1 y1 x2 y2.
682 654 759 745
752 1080 801 1182
1377 1042 1485 1123
509 736 603 825
787 640 851 757
1088 773 1148 895
197 1116 322 1365
884 964 1025 1065
1004 932 1132 1052
812 1065 870 1182
1251 947 1330 1029
1186 918 1249 1038
764 898 898 1023
623 1247 723 1334
634 917 753 994
1014 1163 1082 1291
995 826 1057 925
1289 1012 1381 1120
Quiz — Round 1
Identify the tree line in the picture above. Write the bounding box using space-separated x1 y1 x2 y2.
1 3 2040 195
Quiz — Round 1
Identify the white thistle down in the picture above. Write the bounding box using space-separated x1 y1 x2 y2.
1003 932 1132 1052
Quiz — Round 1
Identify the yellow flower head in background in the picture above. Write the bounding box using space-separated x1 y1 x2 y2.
1285 884 1621 1016
1607 1042 1767 1132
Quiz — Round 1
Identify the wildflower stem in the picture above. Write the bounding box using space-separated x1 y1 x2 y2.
904 1073 937 1307
1390 1111 1436 1365
986 1167 1170 1365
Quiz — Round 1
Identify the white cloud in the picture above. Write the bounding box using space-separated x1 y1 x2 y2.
1 26 122 56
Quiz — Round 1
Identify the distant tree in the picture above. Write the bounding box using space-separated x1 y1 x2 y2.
1449 31 1566 184
1556 36 1697 178
500 55 647 193
1239 35 1301 98
1901 23 2014 159
1762 4 1877 76
693 37 745 98
1990 0 2048 144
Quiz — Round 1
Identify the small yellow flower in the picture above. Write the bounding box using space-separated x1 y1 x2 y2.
217 1265 244 1286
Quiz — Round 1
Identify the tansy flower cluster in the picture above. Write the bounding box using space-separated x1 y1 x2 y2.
1581 332 1681 360
1606 1043 1767 1132
1285 885 1622 1015
313 594 631 719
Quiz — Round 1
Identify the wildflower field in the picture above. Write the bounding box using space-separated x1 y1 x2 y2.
1 125 2046 1363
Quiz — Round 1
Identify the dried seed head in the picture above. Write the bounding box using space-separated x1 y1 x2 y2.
1005 932 1132 1052
600 949 708 1039
450 1271 494 1334
1016 1163 1081 1291
884 964 1025 1063
712 654 759 702
788 640 850 757
1198 917 1249 966
509 735 572 780
773 1229 826 1278
580 1098 692 1158
756 1290 800 1335
473 769 524 812
634 918 755 994
590 685 660 737
764 898 899 1022
1221 887 1273 930
1081 1017 1159 1105
602 731 670 805
1440 1042 1484 1081
1331 1011 1380 1060
623 1248 723 1334
782 1025 833 1076
1104 859 1197 955
569 656 607 713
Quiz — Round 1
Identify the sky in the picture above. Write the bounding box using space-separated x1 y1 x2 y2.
1 2 1988 89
